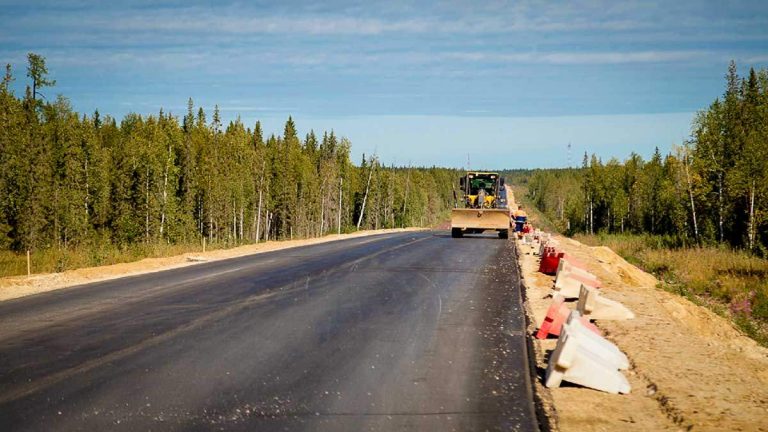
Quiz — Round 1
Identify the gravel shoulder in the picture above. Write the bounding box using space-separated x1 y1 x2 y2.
512 192 768 431
0 228 425 302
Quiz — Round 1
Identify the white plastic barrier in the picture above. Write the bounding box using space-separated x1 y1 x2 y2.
554 272 599 299
556 259 597 281
565 311 629 370
539 238 559 256
545 323 632 394
538 240 548 256
577 285 635 320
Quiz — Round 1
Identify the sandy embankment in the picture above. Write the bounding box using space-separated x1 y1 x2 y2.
512 189 768 431
0 228 426 302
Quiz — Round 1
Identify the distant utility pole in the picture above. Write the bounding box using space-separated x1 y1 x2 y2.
467 153 471 171
567 142 572 168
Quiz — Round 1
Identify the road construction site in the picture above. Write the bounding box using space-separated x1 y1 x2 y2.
0 191 766 431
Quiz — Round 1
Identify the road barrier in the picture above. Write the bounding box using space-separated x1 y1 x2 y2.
538 250 563 274
556 258 593 279
577 284 635 320
528 230 634 395
566 311 627 369
538 246 590 276
536 294 570 339
566 308 601 336
537 295 600 339
538 240 558 256
545 320 632 394
554 271 601 299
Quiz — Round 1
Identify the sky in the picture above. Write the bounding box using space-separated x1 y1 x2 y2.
2 0 767 168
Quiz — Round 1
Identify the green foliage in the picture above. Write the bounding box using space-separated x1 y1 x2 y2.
0 55 461 276
520 62 768 346
523 63 768 255
26 52 56 103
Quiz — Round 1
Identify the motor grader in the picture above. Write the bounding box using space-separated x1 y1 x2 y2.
451 172 511 239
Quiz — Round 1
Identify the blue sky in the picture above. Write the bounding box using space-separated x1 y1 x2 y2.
2 0 767 168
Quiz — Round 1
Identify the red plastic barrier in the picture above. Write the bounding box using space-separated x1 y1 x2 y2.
539 250 562 274
536 297 570 339
537 297 603 339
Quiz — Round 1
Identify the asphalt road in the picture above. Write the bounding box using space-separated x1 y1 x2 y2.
0 231 538 431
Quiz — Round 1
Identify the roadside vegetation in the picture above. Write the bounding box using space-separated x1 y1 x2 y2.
575 233 768 346
0 54 457 277
517 62 768 346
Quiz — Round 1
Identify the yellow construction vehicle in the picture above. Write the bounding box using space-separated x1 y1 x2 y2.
451 172 510 239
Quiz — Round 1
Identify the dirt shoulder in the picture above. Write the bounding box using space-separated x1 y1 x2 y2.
512 190 768 431
0 228 425 303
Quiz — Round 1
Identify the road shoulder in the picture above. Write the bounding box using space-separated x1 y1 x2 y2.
518 234 768 431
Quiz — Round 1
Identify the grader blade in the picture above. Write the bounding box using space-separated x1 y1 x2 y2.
450 208 510 230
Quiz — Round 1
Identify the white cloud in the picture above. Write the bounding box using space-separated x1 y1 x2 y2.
436 50 711 65
218 105 296 112
743 55 768 63
7 4 732 37
13 45 724 73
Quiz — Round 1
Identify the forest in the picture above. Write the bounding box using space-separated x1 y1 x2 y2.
524 62 768 256
0 54 459 268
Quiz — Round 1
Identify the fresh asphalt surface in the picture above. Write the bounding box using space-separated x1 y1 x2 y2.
0 231 538 431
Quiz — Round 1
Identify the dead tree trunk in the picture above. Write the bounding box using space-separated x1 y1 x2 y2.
402 165 411 228
160 141 171 238
357 159 375 230
683 148 699 243
255 188 263 243
748 180 756 250
145 166 150 242
338 176 343 235
319 179 326 236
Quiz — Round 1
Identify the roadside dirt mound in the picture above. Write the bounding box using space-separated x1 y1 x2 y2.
588 246 764 356
519 234 768 432
589 245 658 288
0 228 426 302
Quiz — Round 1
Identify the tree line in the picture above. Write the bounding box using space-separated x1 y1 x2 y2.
525 62 768 255
0 54 459 254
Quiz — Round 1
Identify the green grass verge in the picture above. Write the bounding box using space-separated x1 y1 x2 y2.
575 233 768 347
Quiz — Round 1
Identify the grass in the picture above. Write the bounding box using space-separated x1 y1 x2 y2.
574 233 768 347
509 185 560 234
0 239 236 278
